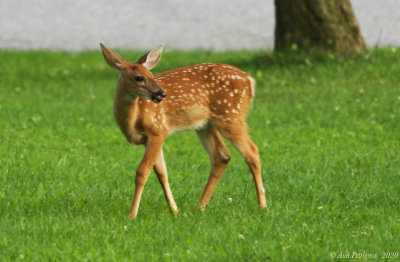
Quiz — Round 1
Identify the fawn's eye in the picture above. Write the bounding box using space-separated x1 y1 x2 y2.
135 76 144 81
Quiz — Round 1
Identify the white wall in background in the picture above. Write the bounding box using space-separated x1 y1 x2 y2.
0 0 399 51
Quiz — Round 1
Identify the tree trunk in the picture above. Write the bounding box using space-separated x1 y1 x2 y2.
274 0 367 55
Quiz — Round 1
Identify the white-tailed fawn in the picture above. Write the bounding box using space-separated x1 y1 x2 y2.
100 44 267 218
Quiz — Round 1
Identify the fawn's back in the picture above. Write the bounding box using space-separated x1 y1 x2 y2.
139 63 255 135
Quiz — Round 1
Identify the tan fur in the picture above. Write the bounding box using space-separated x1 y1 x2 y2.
100 44 267 218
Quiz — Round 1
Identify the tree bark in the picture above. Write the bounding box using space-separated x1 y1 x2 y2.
274 0 367 55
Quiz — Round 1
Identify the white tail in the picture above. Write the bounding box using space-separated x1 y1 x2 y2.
100 43 267 218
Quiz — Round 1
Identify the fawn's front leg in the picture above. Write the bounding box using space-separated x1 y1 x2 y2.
153 149 179 215
129 136 165 218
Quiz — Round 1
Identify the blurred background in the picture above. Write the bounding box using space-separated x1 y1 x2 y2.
1 0 400 51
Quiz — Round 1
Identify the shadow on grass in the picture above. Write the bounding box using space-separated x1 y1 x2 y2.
215 47 378 74
222 49 345 72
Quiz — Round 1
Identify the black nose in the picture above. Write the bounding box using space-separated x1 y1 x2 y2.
151 90 167 103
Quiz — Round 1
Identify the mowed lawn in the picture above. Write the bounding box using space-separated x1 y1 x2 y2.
1 48 399 261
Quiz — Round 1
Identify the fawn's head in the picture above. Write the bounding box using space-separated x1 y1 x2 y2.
100 44 166 103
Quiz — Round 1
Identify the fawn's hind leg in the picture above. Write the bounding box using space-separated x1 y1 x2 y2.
214 120 267 208
196 123 231 210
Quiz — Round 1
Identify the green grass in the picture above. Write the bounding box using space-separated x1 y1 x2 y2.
1 48 400 261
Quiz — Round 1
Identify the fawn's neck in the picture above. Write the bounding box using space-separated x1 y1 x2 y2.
113 77 141 144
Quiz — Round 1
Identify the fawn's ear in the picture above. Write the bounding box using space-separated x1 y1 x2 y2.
136 45 164 70
100 43 126 71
